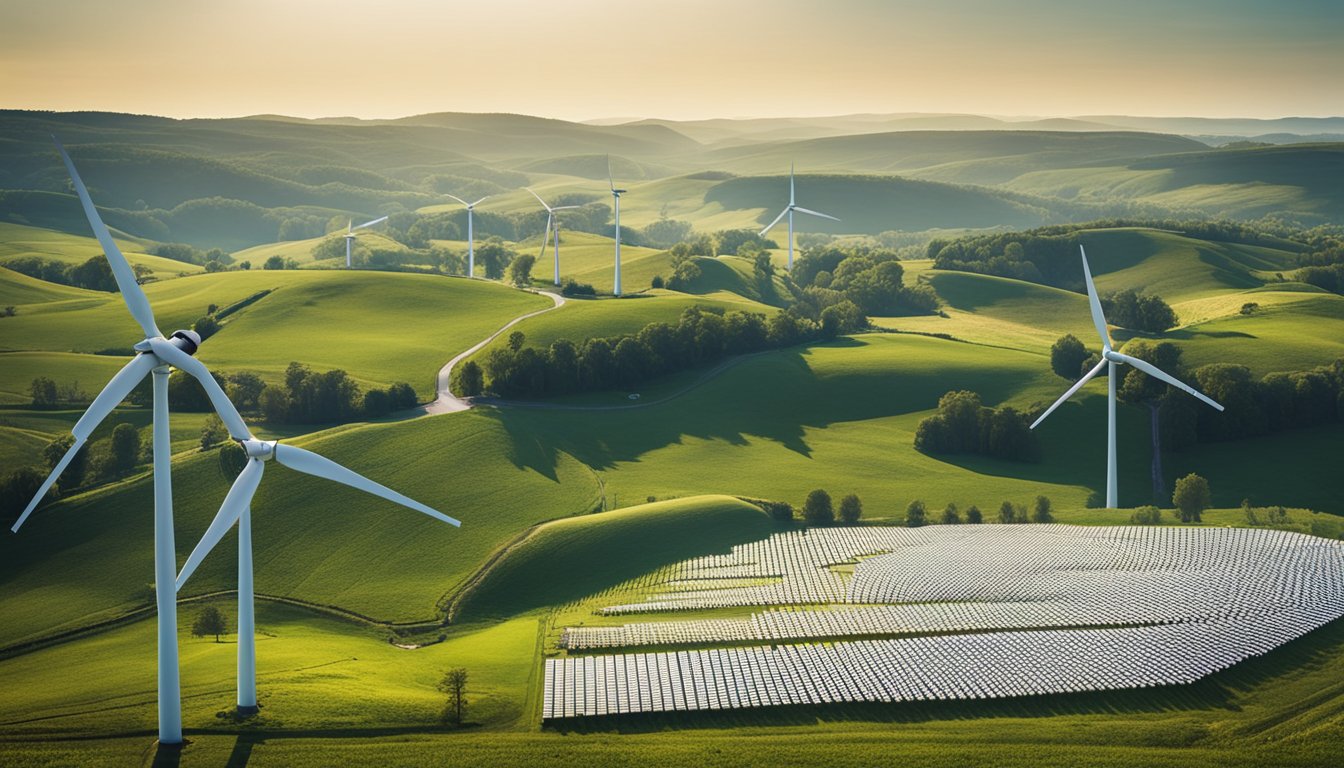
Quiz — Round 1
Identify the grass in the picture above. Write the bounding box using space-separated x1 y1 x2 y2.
0 222 202 283
457 495 775 619
1 269 550 399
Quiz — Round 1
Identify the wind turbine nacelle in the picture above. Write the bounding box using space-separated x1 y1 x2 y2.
169 329 202 356
1102 349 1125 364
241 438 278 460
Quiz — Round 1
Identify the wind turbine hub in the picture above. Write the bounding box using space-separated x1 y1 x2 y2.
1102 349 1124 364
240 438 277 461
169 329 202 356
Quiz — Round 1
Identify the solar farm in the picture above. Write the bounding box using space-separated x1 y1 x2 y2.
544 525 1344 719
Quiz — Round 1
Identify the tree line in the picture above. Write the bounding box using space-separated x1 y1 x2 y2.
456 304 866 400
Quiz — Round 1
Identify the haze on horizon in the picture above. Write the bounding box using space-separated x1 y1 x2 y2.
1 0 1340 122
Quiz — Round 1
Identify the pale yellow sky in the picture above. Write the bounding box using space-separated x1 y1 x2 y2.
1 0 1340 120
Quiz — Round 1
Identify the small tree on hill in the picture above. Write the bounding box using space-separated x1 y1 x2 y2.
965 505 983 524
998 500 1017 524
940 503 961 525
199 414 227 450
1172 473 1211 523
455 360 484 397
508 253 536 286
1032 495 1054 523
803 489 834 526
1050 334 1089 381
110 423 140 472
192 605 229 642
838 494 862 525
439 667 469 725
905 500 927 528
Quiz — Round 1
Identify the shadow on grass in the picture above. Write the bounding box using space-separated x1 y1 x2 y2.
548 616 1344 735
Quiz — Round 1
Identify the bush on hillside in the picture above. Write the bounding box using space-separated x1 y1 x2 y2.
914 390 1041 462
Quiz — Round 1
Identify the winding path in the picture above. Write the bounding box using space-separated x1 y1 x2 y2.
419 288 566 415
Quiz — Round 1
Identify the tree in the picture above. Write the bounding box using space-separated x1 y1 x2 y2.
1050 334 1089 381
838 494 863 525
438 667 469 725
264 254 287 270
227 372 267 411
940 503 961 525
1031 495 1054 523
110 423 140 472
965 505 983 524
475 238 515 280
43 435 87 492
30 376 59 408
802 489 834 526
192 605 229 642
193 315 220 341
905 500 927 528
758 499 795 522
507 253 536 286
508 331 526 352
1172 473 1211 523
1 467 47 526
998 500 1017 524
199 414 227 450
218 442 247 478
455 360 484 397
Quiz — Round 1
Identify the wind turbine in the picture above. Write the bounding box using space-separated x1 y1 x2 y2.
526 188 580 286
759 163 839 272
1030 245 1225 508
12 138 257 745
445 194 489 277
173 417 460 714
608 157 627 296
343 215 389 268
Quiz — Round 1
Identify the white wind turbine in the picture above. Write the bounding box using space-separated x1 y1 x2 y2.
1030 245 1225 508
173 413 460 714
608 157 627 296
12 138 257 745
343 215 389 268
759 163 839 271
526 188 580 286
444 194 489 277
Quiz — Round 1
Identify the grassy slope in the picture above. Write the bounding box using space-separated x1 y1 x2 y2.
0 269 549 400
458 495 774 618
0 222 202 282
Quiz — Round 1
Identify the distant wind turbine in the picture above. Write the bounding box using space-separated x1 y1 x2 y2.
445 194 489 277
759 163 839 271
174 420 460 714
526 188 580 286
1030 245 1225 508
608 157 627 296
344 215 389 268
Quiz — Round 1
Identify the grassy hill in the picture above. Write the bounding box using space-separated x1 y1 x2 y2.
0 221 201 283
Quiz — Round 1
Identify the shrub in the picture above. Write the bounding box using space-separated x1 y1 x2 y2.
803 489 834 526
1130 506 1162 525
965 505 983 524
1031 495 1054 523
905 500 927 528
940 503 961 525
838 494 863 525
1172 473 1211 523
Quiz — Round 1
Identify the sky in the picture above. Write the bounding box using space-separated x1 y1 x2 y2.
1 0 1340 122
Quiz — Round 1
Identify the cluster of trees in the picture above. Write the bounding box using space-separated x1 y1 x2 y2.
797 489 864 526
259 362 417 424
460 305 850 399
1163 358 1344 447
1298 263 1344 295
5 255 135 292
1 421 149 525
791 244 939 317
1100 289 1178 332
914 390 1042 462
153 243 233 270
903 496 1053 527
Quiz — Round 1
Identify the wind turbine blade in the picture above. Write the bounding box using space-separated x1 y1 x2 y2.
351 215 389 232
444 194 469 207
146 337 251 440
272 444 461 526
52 137 161 339
175 459 264 590
1079 245 1112 350
11 353 157 531
1030 358 1108 429
759 207 789 236
553 205 582 211
470 195 490 207
539 214 553 260
608 155 615 192
1113 353 1225 412
526 188 552 212
792 206 840 222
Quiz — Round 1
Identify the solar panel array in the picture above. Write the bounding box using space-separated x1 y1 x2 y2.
544 525 1344 720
